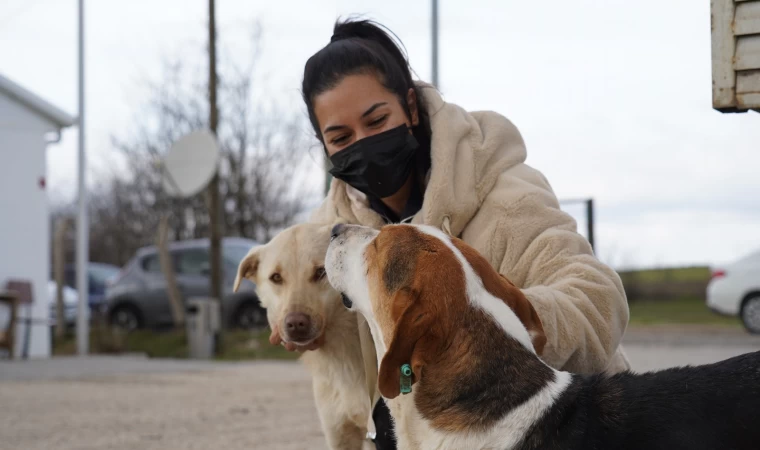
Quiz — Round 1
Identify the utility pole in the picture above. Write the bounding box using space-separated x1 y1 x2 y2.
558 198 596 252
431 0 439 87
76 0 89 355
324 158 332 196
207 0 223 340
586 198 595 253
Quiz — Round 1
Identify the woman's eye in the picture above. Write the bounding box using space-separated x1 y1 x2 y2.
368 115 387 127
331 135 349 145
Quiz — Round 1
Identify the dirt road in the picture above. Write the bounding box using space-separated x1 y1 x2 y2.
1 328 758 450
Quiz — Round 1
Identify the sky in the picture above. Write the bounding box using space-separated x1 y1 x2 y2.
1 0 759 270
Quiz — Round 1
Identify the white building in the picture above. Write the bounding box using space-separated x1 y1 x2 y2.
0 73 75 359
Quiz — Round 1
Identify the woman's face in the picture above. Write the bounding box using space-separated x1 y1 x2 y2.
313 72 419 156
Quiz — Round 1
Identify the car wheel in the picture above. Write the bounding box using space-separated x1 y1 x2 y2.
741 294 760 335
235 302 267 330
109 304 142 332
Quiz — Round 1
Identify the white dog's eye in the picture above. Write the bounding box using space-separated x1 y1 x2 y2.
269 273 283 285
341 293 353 309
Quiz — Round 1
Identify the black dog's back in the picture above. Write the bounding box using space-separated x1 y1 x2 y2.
522 350 760 450
611 350 760 450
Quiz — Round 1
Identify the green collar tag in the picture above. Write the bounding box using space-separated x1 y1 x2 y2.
400 364 413 395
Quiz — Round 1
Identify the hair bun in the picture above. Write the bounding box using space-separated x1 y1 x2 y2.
330 32 348 43
330 19 402 53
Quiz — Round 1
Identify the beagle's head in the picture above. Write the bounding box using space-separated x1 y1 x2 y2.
325 223 546 400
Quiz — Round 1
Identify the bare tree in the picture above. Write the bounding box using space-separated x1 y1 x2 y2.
50 25 320 268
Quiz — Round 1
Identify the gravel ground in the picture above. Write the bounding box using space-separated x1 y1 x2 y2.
1 327 758 450
0 360 324 450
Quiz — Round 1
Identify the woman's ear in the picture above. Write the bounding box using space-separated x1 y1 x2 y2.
406 88 419 127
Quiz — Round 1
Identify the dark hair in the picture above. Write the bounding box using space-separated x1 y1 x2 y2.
301 18 431 151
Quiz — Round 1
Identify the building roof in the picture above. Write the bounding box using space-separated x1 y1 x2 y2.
0 73 76 128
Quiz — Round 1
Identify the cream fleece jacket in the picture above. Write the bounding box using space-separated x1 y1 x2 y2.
310 83 630 376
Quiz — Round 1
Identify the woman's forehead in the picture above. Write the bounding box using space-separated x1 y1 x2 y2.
313 73 399 127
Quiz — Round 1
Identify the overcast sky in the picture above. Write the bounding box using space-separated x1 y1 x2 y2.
2 0 759 269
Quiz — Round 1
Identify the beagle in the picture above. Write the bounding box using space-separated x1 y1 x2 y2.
325 223 760 450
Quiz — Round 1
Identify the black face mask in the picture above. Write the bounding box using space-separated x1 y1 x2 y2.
328 124 419 199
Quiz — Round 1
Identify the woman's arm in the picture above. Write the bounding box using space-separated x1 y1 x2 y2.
463 163 630 374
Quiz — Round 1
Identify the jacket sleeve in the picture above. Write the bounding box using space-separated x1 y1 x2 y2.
465 164 629 374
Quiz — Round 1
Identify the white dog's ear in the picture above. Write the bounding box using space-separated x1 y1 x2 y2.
233 247 261 293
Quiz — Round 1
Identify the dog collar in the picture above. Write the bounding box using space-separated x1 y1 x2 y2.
400 364 413 395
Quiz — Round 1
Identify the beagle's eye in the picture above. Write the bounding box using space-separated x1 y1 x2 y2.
313 266 326 282
341 293 353 309
269 273 283 285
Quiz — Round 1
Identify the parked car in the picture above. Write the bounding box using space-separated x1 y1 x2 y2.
51 262 121 313
706 249 760 334
105 237 264 331
47 280 90 328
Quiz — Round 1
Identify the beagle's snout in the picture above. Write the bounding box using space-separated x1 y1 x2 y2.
331 223 346 240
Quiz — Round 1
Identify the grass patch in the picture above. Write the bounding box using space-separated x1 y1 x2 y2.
215 329 300 361
53 325 299 361
628 296 740 328
619 266 710 284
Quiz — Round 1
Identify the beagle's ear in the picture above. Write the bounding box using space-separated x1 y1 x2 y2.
233 248 261 293
378 289 435 399
499 274 546 355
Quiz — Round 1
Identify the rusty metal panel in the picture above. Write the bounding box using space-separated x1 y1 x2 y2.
735 35 760 71
711 0 737 110
736 70 760 108
735 1 760 35
711 0 760 112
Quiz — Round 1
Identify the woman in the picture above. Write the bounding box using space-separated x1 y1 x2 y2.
301 18 630 449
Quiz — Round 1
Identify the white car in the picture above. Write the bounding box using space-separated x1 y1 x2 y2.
48 280 90 327
706 249 760 334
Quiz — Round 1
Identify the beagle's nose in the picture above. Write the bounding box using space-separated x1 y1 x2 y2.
284 312 311 336
331 223 346 240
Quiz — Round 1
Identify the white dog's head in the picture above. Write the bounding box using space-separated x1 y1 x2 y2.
234 222 344 350
325 223 546 400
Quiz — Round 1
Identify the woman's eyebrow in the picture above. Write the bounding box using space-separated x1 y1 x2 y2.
323 124 348 134
323 102 389 134
361 102 388 118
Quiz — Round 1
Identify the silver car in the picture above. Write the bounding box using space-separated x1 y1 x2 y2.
105 237 264 331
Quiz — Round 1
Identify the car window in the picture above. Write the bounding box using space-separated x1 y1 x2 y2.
176 248 210 276
90 265 120 286
223 244 256 267
141 254 163 273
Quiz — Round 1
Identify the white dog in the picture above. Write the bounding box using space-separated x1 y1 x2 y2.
234 223 374 450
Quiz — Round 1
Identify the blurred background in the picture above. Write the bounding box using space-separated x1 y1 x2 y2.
1 1 759 449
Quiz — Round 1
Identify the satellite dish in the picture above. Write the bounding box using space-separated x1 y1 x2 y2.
163 130 220 198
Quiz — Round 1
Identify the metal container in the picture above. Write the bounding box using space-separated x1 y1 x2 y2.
185 297 219 359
